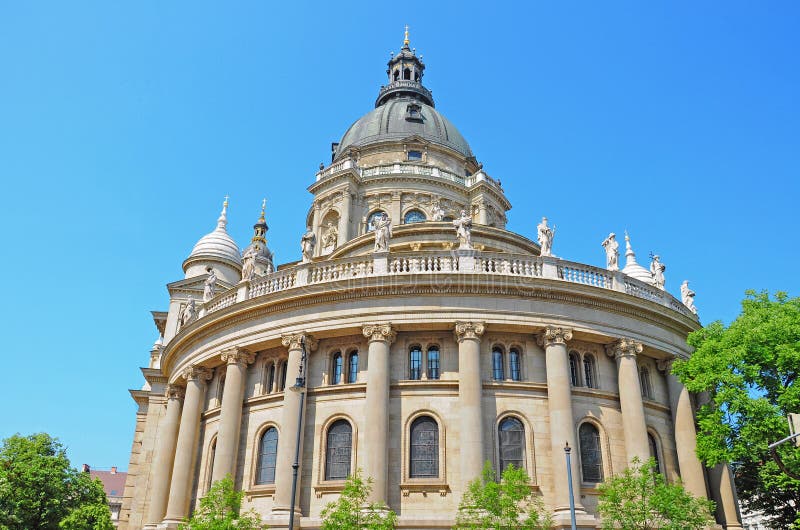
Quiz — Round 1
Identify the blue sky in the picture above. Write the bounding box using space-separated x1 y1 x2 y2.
0 2 797 471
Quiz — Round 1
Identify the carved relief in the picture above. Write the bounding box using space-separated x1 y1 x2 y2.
536 326 573 347
221 347 255 366
182 366 212 382
362 323 397 344
281 333 318 352
605 338 644 359
453 321 485 341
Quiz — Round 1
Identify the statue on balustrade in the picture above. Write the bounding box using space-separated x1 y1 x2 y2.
681 280 698 314
453 210 473 250
537 216 555 257
601 232 620 271
301 227 316 263
203 267 217 302
431 201 446 221
321 221 338 253
650 254 666 290
372 212 392 252
241 245 258 281
179 297 197 329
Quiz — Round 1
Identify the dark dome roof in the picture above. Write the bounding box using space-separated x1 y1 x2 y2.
334 96 473 160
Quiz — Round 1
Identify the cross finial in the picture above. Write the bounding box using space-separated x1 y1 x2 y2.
403 25 410 47
224 194 229 208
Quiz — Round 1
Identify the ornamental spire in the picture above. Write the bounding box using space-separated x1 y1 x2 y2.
403 25 410 48
216 195 229 230
624 230 638 266
251 198 268 246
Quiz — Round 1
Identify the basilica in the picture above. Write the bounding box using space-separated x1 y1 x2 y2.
119 32 743 529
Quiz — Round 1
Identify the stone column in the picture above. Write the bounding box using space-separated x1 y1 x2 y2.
390 191 402 226
660 359 707 498
538 326 585 514
709 463 744 529
338 190 352 246
211 347 255 483
271 359 280 394
454 321 485 485
362 323 396 504
163 366 212 525
272 333 317 518
144 385 184 528
606 338 650 463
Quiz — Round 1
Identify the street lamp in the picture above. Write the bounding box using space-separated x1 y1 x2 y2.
288 337 308 530
564 442 577 530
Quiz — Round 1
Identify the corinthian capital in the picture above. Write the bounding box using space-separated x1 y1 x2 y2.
165 384 185 401
181 365 212 382
606 338 644 359
536 325 573 348
221 347 255 366
362 323 396 344
454 321 485 342
281 333 318 352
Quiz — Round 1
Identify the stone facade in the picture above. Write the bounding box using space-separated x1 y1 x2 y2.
119 34 743 530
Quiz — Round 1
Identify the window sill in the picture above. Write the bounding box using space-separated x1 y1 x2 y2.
245 484 275 500
400 481 450 497
314 481 347 498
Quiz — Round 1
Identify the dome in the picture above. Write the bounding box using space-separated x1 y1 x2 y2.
187 201 242 266
334 97 473 160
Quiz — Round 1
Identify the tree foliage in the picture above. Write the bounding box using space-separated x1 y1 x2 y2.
179 475 265 530
455 462 552 530
672 290 800 527
320 469 397 530
597 457 714 530
0 433 112 530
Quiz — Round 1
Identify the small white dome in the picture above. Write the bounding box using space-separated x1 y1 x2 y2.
187 201 242 266
622 232 655 285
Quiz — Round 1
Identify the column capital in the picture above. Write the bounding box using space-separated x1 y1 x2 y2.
454 321 485 342
656 356 676 374
281 332 317 352
165 384 185 401
362 323 396 344
605 337 644 359
181 365 212 382
536 325 573 347
221 347 255 366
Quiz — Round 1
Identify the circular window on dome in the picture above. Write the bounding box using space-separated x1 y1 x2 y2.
404 210 426 224
366 210 387 232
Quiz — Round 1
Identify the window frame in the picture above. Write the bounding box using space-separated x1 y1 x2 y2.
578 422 604 483
583 354 598 389
509 348 522 382
347 350 359 384
492 347 505 381
331 351 343 385
255 426 279 486
324 419 353 481
497 416 526 473
409 415 440 479
427 345 440 380
409 346 422 380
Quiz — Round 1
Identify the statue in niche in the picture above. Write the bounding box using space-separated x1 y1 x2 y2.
537 216 555 257
601 232 620 271
431 201 446 221
681 280 698 314
301 227 316 262
453 210 473 250
180 297 197 328
203 267 217 302
321 221 338 252
372 212 392 252
241 245 258 281
650 254 666 290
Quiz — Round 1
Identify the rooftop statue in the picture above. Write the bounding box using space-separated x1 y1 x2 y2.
537 216 555 257
431 201 445 221
601 232 620 271
372 212 392 252
321 222 338 253
241 245 258 281
681 280 698 315
650 255 666 290
203 267 217 302
179 297 197 329
453 210 473 250
301 227 316 263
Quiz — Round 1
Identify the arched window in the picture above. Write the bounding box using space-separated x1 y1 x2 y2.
427 346 440 380
583 355 598 389
404 209 426 224
279 362 287 391
256 427 278 484
348 351 359 384
366 210 386 232
640 366 653 400
206 438 217 492
509 348 522 381
492 347 505 381
498 417 526 471
409 346 422 380
410 416 439 478
648 433 661 474
266 362 275 394
579 423 603 482
569 352 581 387
325 420 353 480
331 352 343 385
403 67 411 80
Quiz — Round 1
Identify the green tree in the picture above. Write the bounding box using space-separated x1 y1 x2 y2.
320 469 397 530
672 290 800 527
0 433 113 530
179 475 265 530
455 462 552 530
597 457 714 530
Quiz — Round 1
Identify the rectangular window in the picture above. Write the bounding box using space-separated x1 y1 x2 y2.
409 349 422 380
427 348 440 380
407 150 423 161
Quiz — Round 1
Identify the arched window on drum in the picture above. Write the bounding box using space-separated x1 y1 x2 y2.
498 417 526 472
325 420 353 481
409 416 439 478
403 209 426 224
256 427 278 484
579 423 603 483
366 210 386 232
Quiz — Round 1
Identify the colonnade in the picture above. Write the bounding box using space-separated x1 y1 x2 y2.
143 324 739 529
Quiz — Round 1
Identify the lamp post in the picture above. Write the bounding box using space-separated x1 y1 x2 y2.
564 442 577 530
288 337 308 530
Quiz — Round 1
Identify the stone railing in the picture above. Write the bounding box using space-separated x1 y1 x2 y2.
202 251 695 320
315 158 358 181
362 163 466 186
